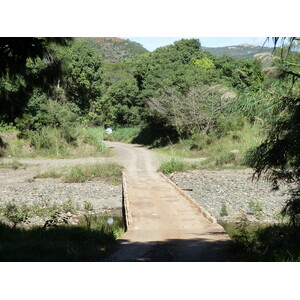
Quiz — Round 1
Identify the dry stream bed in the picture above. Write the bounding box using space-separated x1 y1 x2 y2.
0 157 288 228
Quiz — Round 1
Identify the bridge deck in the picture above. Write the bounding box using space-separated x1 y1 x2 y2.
105 142 232 262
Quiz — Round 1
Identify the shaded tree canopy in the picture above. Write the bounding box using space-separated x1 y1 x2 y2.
245 37 300 225
0 37 71 76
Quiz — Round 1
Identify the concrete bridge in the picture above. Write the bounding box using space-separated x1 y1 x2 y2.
105 141 232 262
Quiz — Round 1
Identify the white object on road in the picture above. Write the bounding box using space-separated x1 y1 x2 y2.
105 128 113 135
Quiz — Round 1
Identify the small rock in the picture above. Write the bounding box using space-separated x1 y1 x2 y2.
230 150 240 154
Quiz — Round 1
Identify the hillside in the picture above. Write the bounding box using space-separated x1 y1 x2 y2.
202 44 273 59
79 37 148 62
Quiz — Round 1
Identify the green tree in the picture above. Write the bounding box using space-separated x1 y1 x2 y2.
0 38 71 123
0 37 70 77
214 55 263 91
98 78 142 127
132 39 205 98
61 40 103 111
245 37 300 225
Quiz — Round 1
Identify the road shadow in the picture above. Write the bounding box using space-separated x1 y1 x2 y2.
104 235 242 262
0 221 120 262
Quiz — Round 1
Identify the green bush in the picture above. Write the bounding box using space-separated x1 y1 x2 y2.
28 127 70 156
223 221 300 262
2 202 31 227
63 163 123 183
159 158 197 174
82 127 105 151
215 152 236 166
104 127 141 143
34 169 62 179
215 115 245 137
0 160 24 169
0 122 17 132
190 132 215 150
220 203 229 217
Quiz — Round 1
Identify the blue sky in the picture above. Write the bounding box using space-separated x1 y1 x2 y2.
122 37 271 52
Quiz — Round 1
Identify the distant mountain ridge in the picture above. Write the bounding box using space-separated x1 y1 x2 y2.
202 44 273 59
79 38 274 61
79 37 149 62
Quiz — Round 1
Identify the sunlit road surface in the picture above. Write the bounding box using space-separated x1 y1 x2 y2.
105 141 232 262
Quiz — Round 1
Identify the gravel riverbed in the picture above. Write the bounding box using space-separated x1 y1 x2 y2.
0 165 123 226
0 178 122 213
0 164 290 226
170 168 289 224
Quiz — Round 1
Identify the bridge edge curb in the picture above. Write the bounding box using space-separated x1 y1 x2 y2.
159 172 217 224
122 171 132 230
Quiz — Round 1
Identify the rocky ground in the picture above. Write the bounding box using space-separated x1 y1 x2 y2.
0 178 122 211
0 162 123 227
170 168 289 224
0 158 290 227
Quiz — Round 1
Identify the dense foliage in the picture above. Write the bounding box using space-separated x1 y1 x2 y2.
244 38 300 225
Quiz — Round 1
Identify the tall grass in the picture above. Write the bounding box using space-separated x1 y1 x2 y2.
28 127 70 157
155 122 263 167
159 158 198 174
63 162 123 183
34 169 62 179
81 127 106 151
1 126 112 158
104 127 141 143
0 159 25 169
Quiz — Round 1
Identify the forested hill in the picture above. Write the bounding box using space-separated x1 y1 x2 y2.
78 37 149 62
202 44 273 59
79 38 273 61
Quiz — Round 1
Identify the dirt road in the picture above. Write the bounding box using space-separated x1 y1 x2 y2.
104 141 232 262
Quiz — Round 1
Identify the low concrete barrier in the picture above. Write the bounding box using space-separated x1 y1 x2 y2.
122 171 132 230
159 172 217 224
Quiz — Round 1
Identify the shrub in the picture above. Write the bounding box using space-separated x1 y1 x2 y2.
63 163 123 183
0 160 24 169
159 158 197 174
34 169 62 179
104 127 141 143
62 198 75 214
83 201 95 229
0 122 17 132
248 200 263 219
2 202 31 227
81 127 105 151
220 203 229 217
190 132 215 150
215 152 236 166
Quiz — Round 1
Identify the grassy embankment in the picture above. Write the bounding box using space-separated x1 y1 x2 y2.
0 126 112 159
105 122 264 173
222 222 300 262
